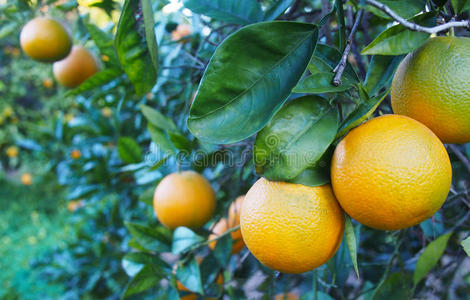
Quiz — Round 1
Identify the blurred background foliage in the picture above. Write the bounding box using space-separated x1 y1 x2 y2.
0 0 470 299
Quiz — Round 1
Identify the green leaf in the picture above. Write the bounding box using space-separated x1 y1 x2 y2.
148 124 178 155
141 104 178 132
122 252 169 277
461 236 470 256
84 21 118 64
183 0 263 24
176 256 203 294
362 12 436 55
125 222 172 252
254 95 338 181
336 89 389 138
188 21 319 144
334 0 346 51
115 0 158 95
413 232 452 286
64 68 123 96
142 0 158 70
310 44 360 83
172 227 204 254
372 273 412 300
345 216 359 278
294 72 355 93
118 137 143 164
263 0 294 21
367 0 426 20
122 265 163 298
139 187 155 206
212 234 232 267
288 162 331 187
364 55 403 96
451 0 470 13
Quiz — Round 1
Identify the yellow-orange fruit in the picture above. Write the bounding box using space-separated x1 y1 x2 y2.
53 46 99 88
209 196 245 253
6 146 19 158
240 178 345 274
20 17 72 62
21 173 33 186
71 149 81 159
391 36 470 144
274 293 300 300
153 171 216 229
331 115 452 230
43 78 54 88
171 24 192 41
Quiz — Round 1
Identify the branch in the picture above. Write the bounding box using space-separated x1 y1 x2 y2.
448 144 470 174
366 0 470 34
333 9 364 86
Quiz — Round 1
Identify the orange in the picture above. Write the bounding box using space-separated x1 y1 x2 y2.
21 173 33 186
20 17 72 62
209 196 245 253
67 200 84 212
53 46 99 88
101 107 112 118
43 78 54 88
331 115 452 230
240 178 345 274
391 36 470 144
153 171 216 229
6 146 19 158
71 149 81 159
171 24 192 41
274 293 299 300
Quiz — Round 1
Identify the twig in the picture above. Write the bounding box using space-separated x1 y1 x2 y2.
366 0 470 34
333 9 364 86
448 144 470 174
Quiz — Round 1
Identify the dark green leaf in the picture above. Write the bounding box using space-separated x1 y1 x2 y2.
288 160 331 186
364 55 403 96
139 187 155 206
372 273 412 300
115 0 158 95
263 0 294 21
188 22 318 144
122 252 169 277
176 256 203 293
345 216 359 278
451 0 470 13
362 12 436 55
64 68 123 96
142 0 158 71
294 72 355 93
125 222 172 252
118 137 142 164
254 96 338 181
335 0 346 50
141 104 178 132
413 232 452 286
172 227 204 254
336 89 389 138
148 124 177 155
183 0 263 24
367 0 426 20
310 44 360 83
122 265 163 298
212 234 232 267
461 236 470 256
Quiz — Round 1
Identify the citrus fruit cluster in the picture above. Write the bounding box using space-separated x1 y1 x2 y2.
20 17 99 88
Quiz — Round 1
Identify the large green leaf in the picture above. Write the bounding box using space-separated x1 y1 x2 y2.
183 0 263 24
336 89 389 138
122 265 164 298
413 232 452 286
84 21 118 64
172 227 204 254
122 252 169 277
118 137 142 164
364 55 403 96
176 256 203 294
310 44 360 83
462 236 470 256
188 22 318 144
372 273 412 300
263 0 294 21
115 0 158 95
125 222 172 252
293 72 355 93
254 96 338 181
64 68 123 96
362 12 436 55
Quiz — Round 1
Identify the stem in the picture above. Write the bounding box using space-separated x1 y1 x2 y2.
366 0 470 34
333 9 364 86
192 225 240 251
448 144 470 174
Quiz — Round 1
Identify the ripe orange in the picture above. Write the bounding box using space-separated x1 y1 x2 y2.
331 115 452 230
153 171 216 229
20 17 72 62
274 293 299 300
71 149 81 159
391 36 470 144
43 78 54 88
209 196 245 253
21 173 33 186
53 46 99 88
101 107 112 118
6 146 19 158
240 178 345 274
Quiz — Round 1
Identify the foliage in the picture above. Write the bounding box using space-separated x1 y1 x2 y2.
1 0 470 299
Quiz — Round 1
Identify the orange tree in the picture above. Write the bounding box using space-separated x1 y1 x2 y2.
2 0 470 299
